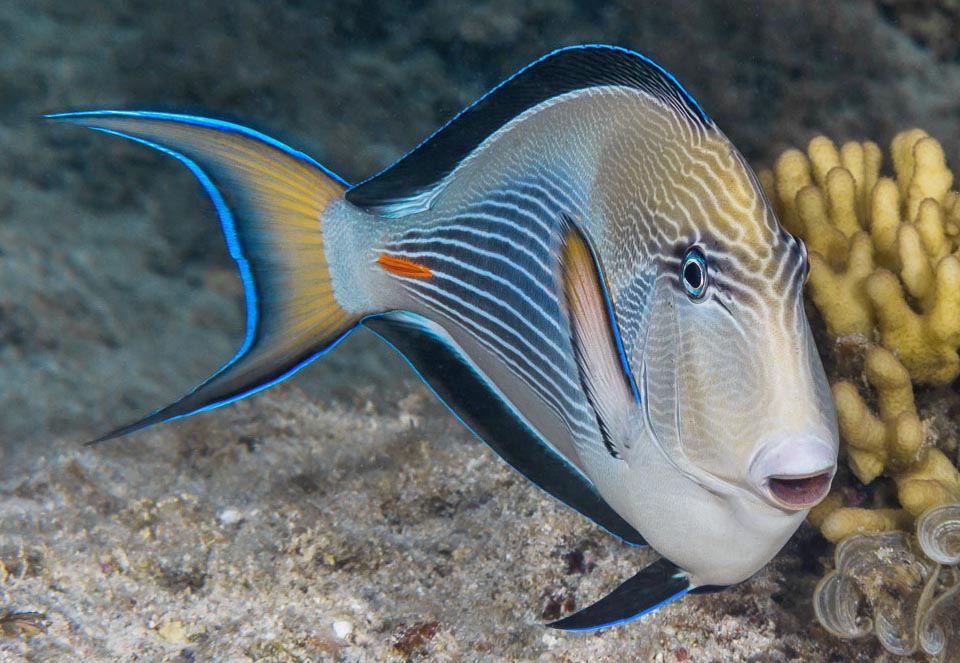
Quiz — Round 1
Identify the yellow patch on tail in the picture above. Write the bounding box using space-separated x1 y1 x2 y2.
53 112 362 439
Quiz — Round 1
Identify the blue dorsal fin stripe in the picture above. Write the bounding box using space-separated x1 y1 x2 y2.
363 311 646 546
346 45 710 212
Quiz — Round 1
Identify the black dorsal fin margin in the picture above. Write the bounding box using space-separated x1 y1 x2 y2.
346 45 710 212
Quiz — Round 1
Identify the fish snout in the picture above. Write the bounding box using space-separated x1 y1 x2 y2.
749 434 837 510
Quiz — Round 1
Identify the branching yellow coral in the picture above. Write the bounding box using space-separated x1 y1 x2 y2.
806 232 875 339
832 346 922 484
897 448 960 517
813 505 912 544
763 130 960 544
764 130 960 385
867 264 960 384
810 345 928 542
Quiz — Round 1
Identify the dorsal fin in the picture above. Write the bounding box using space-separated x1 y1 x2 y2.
346 45 710 213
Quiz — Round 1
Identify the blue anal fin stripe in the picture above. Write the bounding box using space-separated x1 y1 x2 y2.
547 557 691 630
363 311 646 546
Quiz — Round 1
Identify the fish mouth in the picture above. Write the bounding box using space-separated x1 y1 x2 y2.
766 470 834 510
749 432 838 510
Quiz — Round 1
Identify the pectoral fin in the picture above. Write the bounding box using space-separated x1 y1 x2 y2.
558 216 640 458
547 557 691 630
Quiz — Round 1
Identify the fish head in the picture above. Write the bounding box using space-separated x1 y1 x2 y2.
640 224 838 513
594 125 839 585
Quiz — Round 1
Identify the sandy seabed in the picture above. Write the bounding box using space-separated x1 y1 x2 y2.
1 381 892 662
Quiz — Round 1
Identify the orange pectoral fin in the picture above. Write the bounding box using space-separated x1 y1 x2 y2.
377 254 433 278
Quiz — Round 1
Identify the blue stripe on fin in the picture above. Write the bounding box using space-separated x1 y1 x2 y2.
558 215 641 459
363 310 646 546
48 111 358 442
346 45 710 213
547 557 691 630
86 324 359 443
47 111 348 186
560 214 640 405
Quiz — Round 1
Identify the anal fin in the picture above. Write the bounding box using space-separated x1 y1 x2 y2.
363 311 646 546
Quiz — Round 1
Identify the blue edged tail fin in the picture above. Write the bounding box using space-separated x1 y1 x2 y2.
48 111 359 442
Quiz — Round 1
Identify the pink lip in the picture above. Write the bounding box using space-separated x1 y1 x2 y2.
767 470 834 510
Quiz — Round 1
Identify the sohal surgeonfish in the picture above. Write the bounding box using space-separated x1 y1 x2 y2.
50 45 839 630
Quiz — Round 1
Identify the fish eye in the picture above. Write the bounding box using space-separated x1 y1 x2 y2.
680 246 708 300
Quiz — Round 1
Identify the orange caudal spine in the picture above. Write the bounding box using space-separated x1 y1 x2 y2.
377 254 433 278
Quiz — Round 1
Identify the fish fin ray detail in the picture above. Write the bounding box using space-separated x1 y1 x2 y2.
346 45 711 214
49 111 359 441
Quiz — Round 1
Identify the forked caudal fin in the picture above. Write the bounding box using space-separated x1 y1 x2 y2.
48 111 360 442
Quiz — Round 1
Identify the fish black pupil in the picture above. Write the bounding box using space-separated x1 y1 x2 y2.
683 259 703 292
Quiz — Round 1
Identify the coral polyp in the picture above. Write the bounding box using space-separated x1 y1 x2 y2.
764 129 960 385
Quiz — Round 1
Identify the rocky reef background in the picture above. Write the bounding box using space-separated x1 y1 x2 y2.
2 1 959 660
